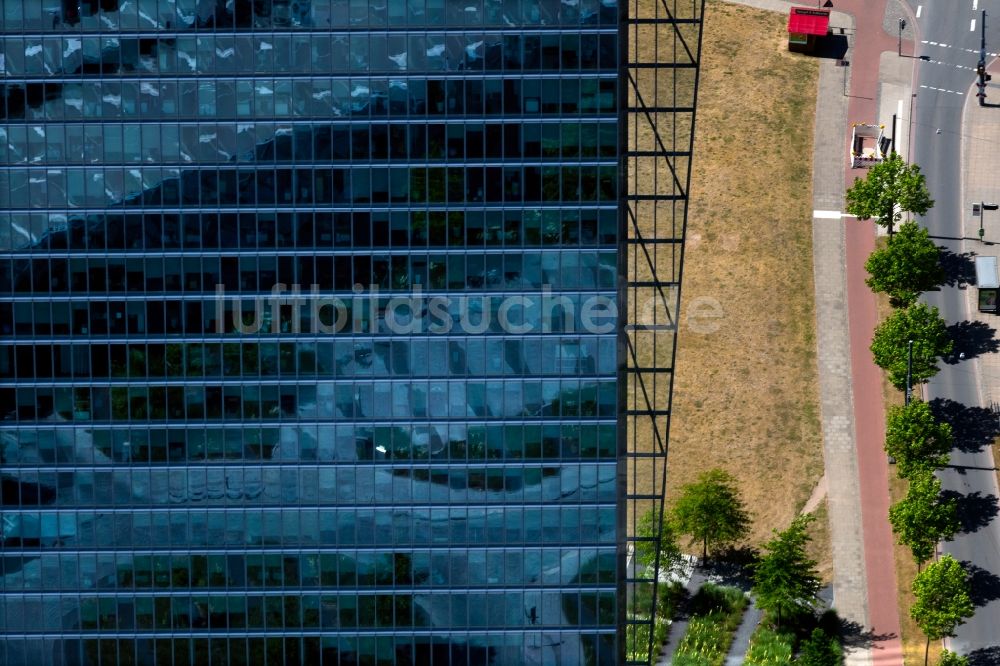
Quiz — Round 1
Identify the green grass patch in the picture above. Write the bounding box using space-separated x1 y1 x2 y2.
744 627 795 665
672 584 749 666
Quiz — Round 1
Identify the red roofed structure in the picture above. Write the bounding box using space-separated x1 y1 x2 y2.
787 7 830 53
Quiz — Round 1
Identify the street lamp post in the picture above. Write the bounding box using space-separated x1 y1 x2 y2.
905 339 913 406
891 338 914 464
907 93 916 164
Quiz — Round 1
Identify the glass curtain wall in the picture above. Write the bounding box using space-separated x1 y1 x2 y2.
1 0 621 664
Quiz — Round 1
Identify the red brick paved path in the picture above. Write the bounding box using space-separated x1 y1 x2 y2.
835 1 906 663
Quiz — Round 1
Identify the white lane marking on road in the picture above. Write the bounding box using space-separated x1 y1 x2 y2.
972 19 977 31
917 4 922 17
974 0 978 11
921 57 977 71
919 41 999 57
919 84 965 95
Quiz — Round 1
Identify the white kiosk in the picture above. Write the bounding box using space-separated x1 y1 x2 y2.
849 123 889 168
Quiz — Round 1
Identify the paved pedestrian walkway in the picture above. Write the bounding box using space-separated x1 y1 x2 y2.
724 599 763 665
654 564 707 666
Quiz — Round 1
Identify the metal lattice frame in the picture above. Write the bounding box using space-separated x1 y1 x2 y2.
620 0 706 663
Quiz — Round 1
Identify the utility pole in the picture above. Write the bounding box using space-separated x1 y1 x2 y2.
898 18 906 57
977 10 990 106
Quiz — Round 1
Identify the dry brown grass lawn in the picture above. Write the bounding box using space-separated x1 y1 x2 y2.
663 0 827 562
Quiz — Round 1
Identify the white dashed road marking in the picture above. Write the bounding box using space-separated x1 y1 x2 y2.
921 40 998 57
920 84 965 95
972 19 977 32
921 58 977 71
917 5 922 17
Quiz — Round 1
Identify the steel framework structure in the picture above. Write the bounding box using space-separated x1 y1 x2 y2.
620 0 706 663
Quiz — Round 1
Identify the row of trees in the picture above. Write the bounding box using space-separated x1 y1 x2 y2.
846 156 974 666
885 401 959 568
845 154 953 388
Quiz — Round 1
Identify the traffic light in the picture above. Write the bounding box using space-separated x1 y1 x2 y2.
978 63 986 77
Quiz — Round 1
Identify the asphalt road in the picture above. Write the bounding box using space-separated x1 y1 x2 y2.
907 0 1000 658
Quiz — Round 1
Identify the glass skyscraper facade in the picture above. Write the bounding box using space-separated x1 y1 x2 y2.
0 0 630 663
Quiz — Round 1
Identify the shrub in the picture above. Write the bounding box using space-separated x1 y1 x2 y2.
938 650 969 666
797 627 843 665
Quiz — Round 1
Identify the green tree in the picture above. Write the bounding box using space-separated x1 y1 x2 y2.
870 303 953 390
797 627 843 666
845 152 934 235
938 650 969 666
888 471 959 569
752 514 822 629
884 401 954 479
864 222 945 307
672 468 751 562
634 506 683 575
911 554 975 666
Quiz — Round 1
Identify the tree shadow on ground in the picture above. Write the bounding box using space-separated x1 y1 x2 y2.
942 490 1000 534
929 398 1000 454
700 545 758 592
938 247 977 287
944 321 1000 363
838 619 898 651
960 561 1000 608
967 646 1000 666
